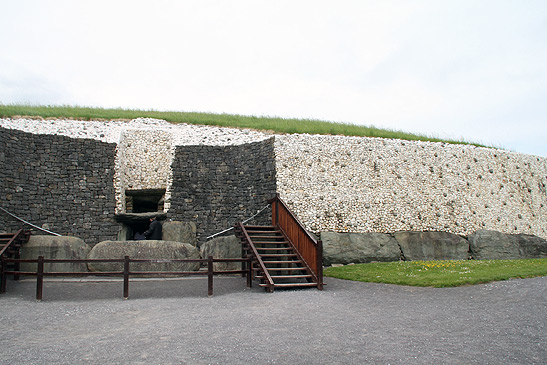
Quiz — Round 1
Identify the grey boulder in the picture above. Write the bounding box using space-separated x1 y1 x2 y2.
20 235 90 272
200 235 243 271
162 221 197 246
514 234 547 258
468 230 520 260
321 232 400 265
469 230 547 259
88 240 200 272
394 231 469 261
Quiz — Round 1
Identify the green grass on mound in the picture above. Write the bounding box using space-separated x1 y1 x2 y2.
0 104 487 147
324 259 547 288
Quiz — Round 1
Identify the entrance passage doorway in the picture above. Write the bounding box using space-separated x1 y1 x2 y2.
125 189 166 213
115 189 167 240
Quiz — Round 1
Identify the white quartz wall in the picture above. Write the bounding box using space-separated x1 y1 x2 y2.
275 134 547 239
114 129 175 213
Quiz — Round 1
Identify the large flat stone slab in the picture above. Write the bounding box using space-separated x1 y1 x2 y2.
468 230 520 260
514 234 547 258
469 230 547 260
321 232 400 265
200 235 243 271
394 231 469 261
20 235 90 272
88 240 200 272
162 221 197 246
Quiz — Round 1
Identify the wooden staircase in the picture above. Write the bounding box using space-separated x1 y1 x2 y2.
0 229 31 285
235 195 323 293
0 229 30 257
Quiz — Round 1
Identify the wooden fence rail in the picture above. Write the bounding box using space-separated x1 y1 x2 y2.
0 255 253 300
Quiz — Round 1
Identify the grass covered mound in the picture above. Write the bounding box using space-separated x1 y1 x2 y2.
0 104 487 147
324 259 547 288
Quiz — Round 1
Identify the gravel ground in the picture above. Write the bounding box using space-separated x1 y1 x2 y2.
1 276 546 364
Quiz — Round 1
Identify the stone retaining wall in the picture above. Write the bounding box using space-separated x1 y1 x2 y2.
169 138 277 245
0 127 119 244
322 230 547 265
2 121 546 248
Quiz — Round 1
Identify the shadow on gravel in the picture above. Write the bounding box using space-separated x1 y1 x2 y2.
2 276 260 302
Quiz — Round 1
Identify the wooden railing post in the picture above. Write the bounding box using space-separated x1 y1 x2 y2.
207 255 214 296
123 256 130 299
317 240 324 290
36 256 44 301
246 255 253 288
0 256 6 294
14 246 21 281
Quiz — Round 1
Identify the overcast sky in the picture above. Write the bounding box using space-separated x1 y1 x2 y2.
1 1 546 157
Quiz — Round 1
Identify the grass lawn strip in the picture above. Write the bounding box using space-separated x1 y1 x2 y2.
0 104 488 147
324 259 547 288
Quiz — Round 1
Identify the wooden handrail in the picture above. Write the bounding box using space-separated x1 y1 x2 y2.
236 222 275 292
269 194 323 289
269 195 318 245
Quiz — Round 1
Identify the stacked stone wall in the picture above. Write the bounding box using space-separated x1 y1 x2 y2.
0 127 119 244
275 134 547 239
169 138 277 244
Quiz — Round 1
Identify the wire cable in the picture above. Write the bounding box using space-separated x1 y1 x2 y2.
0 206 61 236
205 204 270 240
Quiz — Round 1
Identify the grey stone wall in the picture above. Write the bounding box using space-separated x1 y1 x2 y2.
169 138 277 244
0 127 119 244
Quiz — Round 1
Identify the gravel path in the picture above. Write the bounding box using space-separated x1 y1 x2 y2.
1 276 545 364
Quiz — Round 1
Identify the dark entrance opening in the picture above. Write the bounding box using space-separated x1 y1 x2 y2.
130 219 150 240
116 189 167 240
125 189 165 213
114 212 166 241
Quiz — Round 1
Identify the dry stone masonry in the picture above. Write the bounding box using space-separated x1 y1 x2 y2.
1 117 546 254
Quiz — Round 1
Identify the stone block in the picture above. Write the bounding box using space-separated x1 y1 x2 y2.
321 232 401 265
20 235 90 273
88 240 200 272
515 234 547 258
468 230 520 260
394 231 469 261
200 235 243 271
162 221 197 246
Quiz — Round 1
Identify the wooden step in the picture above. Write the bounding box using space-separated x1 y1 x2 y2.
251 241 289 245
253 266 305 271
259 282 318 288
243 225 276 230
255 247 293 251
262 260 303 264
246 230 281 234
248 236 284 240
256 274 312 279
260 253 297 258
